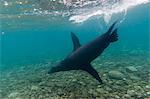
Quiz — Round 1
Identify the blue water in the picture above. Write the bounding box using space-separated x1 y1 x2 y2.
1 3 149 67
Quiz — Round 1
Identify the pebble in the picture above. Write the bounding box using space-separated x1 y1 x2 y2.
72 79 77 82
31 85 39 91
145 85 150 90
108 70 125 80
127 90 135 96
97 85 102 88
123 94 130 98
88 89 95 95
105 87 112 92
115 95 120 99
15 97 23 99
146 92 150 96
39 81 45 86
134 86 142 91
96 88 105 93
126 66 138 73
8 92 19 98
79 81 86 86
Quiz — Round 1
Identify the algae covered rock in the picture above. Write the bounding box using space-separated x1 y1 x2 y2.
129 75 141 80
126 66 138 73
108 70 125 80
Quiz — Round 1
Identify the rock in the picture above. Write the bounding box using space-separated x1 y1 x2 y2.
39 81 45 86
31 97 36 99
130 75 141 80
31 85 39 91
108 70 125 80
134 86 142 91
126 66 138 73
115 95 120 99
105 86 112 92
97 85 102 88
96 88 105 93
88 89 97 95
72 79 77 82
88 89 93 94
15 97 23 99
79 81 86 86
127 90 136 96
145 92 150 97
8 92 19 98
145 85 150 90
123 94 130 98
38 95 43 98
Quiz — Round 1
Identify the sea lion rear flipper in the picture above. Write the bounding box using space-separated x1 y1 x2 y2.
109 28 118 42
106 21 118 34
